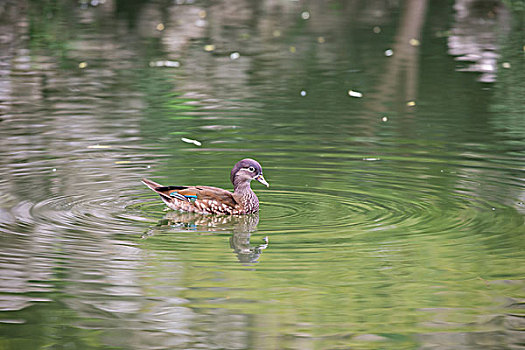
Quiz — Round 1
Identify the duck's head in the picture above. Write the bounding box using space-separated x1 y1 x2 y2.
230 158 269 188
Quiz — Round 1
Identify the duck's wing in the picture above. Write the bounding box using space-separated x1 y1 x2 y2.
142 178 238 213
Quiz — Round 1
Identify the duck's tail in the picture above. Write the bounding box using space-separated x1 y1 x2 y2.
141 178 163 191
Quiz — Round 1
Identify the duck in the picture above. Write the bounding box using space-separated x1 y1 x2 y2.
142 158 269 215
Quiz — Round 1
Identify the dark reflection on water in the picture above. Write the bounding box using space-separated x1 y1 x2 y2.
143 211 267 263
0 0 524 349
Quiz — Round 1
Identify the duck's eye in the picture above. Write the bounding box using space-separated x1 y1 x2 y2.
248 166 255 172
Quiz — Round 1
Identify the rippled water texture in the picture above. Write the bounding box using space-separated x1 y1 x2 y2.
1 1 524 349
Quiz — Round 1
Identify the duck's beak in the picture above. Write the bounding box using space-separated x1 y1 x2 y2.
255 174 269 187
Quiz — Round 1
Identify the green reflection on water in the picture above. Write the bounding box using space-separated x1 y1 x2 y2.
0 0 524 349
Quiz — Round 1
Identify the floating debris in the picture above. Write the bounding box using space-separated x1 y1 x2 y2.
88 144 110 149
204 44 215 52
373 26 381 34
301 11 310 20
409 38 420 46
300 90 307 97
52 168 57 172
115 161 131 164
502 62 511 69
198 10 206 18
195 18 206 27
317 36 325 44
149 60 180 68
384 49 394 57
406 100 416 107
78 62 88 69
348 90 363 98
381 116 388 122
181 137 202 146
156 23 165 31
363 157 380 161
289 46 296 53
230 52 240 60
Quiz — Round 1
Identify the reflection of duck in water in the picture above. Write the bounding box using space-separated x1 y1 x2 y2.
142 159 269 215
145 211 269 264
157 210 260 232
230 231 269 264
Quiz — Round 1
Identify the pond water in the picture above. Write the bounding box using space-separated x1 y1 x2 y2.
1 1 524 349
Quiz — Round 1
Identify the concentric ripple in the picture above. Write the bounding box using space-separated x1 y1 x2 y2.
2 158 519 246
29 193 150 234
257 164 524 241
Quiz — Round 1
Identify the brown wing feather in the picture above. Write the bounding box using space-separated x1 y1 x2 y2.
143 179 237 206
185 186 238 208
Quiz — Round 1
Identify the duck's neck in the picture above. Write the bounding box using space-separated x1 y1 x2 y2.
233 180 253 196
233 180 259 212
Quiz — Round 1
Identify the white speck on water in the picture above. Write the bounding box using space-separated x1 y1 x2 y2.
230 52 240 60
363 157 380 161
385 49 394 57
348 90 363 98
164 60 180 67
52 168 57 172
502 62 511 69
409 38 420 46
480 63 494 71
149 60 180 68
301 11 310 20
381 116 388 122
300 90 307 96
181 137 202 146
147 165 151 169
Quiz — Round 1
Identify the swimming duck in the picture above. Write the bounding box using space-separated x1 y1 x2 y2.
142 158 269 215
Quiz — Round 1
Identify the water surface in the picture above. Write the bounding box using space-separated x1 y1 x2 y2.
0 1 524 349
